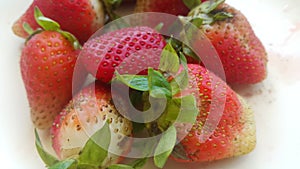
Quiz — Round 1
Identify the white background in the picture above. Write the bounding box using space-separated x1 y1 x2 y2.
0 0 300 168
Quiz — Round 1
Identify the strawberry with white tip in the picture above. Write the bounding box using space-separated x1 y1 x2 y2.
51 81 133 167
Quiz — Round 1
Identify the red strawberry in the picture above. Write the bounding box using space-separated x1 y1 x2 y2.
12 0 105 44
79 26 166 83
51 81 133 167
20 9 86 129
188 2 267 84
172 64 256 162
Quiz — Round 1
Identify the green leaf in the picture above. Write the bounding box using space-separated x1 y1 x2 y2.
183 0 201 10
34 129 59 167
34 7 60 31
190 17 203 28
33 6 44 19
114 72 149 91
154 125 177 168
182 46 200 62
49 159 77 169
158 95 198 129
159 43 180 74
170 53 189 95
108 164 134 169
154 23 164 32
157 99 180 129
37 16 60 31
23 22 34 35
194 14 214 25
148 68 172 99
175 95 198 123
59 30 81 50
213 11 234 21
129 158 148 169
198 0 225 13
179 52 188 65
77 122 111 167
166 37 183 53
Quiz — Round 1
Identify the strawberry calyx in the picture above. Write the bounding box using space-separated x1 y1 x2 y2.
113 43 199 168
186 0 233 26
23 6 81 50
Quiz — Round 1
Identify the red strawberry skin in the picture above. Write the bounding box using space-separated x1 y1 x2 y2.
80 26 166 83
12 0 104 44
191 3 267 84
21 31 85 129
51 81 133 166
135 0 191 16
173 64 256 162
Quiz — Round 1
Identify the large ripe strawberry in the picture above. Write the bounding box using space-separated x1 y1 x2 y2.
187 1 267 84
51 81 133 167
171 64 256 162
112 46 256 167
20 8 86 129
80 26 166 83
12 0 105 44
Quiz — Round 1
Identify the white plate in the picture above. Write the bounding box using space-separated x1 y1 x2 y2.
1 0 300 168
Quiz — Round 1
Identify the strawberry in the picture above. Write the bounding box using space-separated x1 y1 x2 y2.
171 64 256 162
51 81 133 167
187 1 267 84
79 26 166 83
12 0 105 44
112 45 256 166
20 8 86 129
